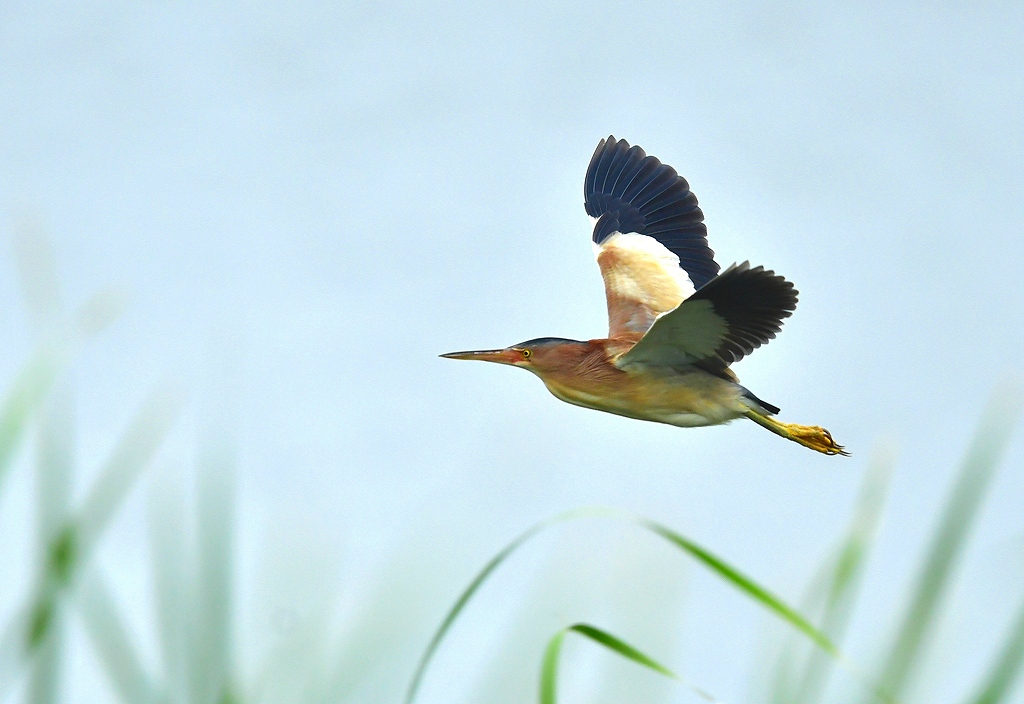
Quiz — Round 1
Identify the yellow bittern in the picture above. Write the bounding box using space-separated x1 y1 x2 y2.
443 136 846 456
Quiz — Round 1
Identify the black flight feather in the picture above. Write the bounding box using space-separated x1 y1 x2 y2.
688 262 798 371
585 136 719 290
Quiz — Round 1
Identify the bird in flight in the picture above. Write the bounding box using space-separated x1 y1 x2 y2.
442 136 846 455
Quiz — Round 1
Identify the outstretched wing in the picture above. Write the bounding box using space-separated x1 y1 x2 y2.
616 262 798 372
585 136 719 338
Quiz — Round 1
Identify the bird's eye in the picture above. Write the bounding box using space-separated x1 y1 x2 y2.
521 349 532 358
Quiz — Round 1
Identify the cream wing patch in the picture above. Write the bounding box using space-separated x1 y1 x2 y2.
594 230 696 337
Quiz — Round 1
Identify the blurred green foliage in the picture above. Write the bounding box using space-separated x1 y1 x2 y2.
0 230 438 704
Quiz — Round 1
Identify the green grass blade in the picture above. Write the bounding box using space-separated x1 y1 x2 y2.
874 381 1024 702
35 380 75 556
147 463 192 704
25 606 62 704
22 380 77 704
405 508 611 703
190 435 237 704
826 442 897 607
0 610 30 698
0 366 70 698
75 572 159 704
76 386 183 556
772 441 897 704
639 519 840 658
0 289 126 501
0 599 61 698
3 217 65 501
964 595 1024 704
539 623 723 704
0 386 180 699
2 385 178 698
0 351 62 496
568 624 677 678
2 221 122 499
539 628 568 704
407 507 858 703
405 520 550 703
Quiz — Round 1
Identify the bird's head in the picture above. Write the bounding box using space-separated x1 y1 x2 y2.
440 337 585 376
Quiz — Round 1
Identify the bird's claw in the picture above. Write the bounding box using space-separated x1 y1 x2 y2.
788 425 849 456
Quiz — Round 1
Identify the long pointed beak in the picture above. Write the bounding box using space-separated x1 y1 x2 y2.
439 348 518 364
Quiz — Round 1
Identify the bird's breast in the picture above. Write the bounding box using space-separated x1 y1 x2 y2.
539 365 746 428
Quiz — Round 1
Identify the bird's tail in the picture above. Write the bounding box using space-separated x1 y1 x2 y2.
745 409 848 456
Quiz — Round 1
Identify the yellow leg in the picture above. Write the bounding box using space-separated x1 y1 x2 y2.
745 410 849 456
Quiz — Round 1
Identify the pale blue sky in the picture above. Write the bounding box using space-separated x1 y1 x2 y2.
1 2 1023 702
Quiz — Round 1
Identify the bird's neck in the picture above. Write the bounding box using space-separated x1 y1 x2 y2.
534 338 628 389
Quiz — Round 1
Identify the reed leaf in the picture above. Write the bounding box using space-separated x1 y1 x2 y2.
0 286 126 501
404 509 604 703
639 519 839 657
873 381 1024 702
539 628 568 704
0 351 62 496
75 572 159 704
2 223 120 497
406 508 846 703
76 386 183 557
772 441 897 704
0 383 182 699
539 623 720 704
24 380 76 704
189 435 237 704
964 594 1024 704
25 607 62 704
35 381 75 560
0 611 30 698
147 463 192 704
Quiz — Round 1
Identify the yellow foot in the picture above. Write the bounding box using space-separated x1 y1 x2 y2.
778 422 849 456
745 411 849 456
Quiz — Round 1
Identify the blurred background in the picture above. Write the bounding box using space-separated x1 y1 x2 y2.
1 1 1023 703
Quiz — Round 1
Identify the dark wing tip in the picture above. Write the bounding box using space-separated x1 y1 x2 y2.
584 136 719 289
712 261 799 313
692 262 799 368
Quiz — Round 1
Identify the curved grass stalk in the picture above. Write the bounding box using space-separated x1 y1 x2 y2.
404 508 884 704
538 623 719 704
404 507 614 703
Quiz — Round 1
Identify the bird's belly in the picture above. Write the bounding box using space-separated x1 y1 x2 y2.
542 371 746 428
